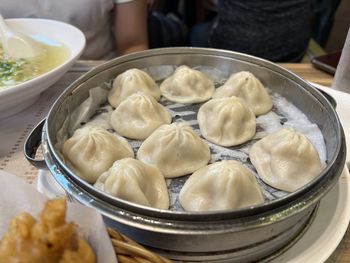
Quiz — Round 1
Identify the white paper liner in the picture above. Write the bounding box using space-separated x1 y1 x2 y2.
0 170 117 263
56 65 327 210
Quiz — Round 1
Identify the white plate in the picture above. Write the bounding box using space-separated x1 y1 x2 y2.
38 167 350 262
271 167 350 262
0 18 85 118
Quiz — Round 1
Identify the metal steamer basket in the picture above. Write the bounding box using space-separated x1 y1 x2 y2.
25 48 346 262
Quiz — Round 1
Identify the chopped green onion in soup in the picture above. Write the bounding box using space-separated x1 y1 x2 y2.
0 40 69 88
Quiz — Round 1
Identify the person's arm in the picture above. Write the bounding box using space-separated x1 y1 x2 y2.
114 0 149 55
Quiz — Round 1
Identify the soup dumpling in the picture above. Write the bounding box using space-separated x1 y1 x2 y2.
160 65 215 104
108 68 161 108
110 92 172 140
137 122 211 178
94 158 169 209
62 126 134 183
198 97 256 147
179 160 264 212
213 71 272 115
249 127 324 192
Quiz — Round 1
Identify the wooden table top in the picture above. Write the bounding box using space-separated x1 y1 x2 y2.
279 63 350 263
279 63 334 87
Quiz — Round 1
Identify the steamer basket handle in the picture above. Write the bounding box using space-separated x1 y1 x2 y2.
24 119 48 169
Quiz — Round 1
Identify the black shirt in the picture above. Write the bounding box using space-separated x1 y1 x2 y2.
210 0 312 62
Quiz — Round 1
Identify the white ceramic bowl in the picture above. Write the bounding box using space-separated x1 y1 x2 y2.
0 18 85 118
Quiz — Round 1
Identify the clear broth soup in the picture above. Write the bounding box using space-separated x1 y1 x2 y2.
0 36 69 88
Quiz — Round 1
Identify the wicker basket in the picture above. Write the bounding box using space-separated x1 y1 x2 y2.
108 228 173 263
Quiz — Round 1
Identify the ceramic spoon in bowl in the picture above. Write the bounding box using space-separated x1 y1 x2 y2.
0 14 45 59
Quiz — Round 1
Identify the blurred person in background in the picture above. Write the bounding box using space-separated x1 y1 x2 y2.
311 0 340 47
147 0 189 49
190 0 313 62
188 0 341 62
0 0 149 60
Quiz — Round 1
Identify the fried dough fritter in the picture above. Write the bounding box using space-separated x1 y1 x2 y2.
0 199 96 263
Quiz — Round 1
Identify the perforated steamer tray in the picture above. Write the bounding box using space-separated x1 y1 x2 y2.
28 48 346 262
86 65 327 211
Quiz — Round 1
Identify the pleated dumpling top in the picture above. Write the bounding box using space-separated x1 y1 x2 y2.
160 65 215 104
108 68 161 108
62 126 134 183
213 71 272 115
179 160 264 212
95 158 169 209
137 122 211 178
249 127 324 192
